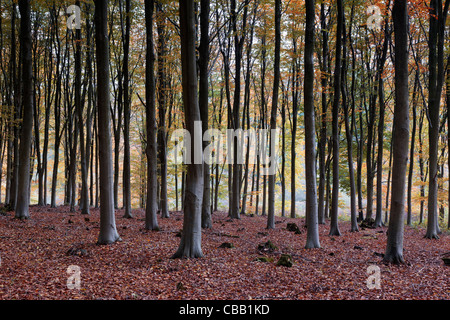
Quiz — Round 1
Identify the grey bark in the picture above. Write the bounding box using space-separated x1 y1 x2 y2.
172 0 204 259
384 0 409 264
426 0 449 239
145 0 159 231
95 0 121 244
318 2 329 224
267 0 281 229
156 4 169 219
76 0 89 215
329 0 343 236
304 0 320 248
200 0 212 229
122 0 132 218
15 0 33 219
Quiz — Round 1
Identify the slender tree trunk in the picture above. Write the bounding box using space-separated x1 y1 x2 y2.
200 0 212 228
318 2 329 224
241 4 256 217
95 0 121 244
51 10 62 208
122 0 132 218
172 0 204 258
76 0 89 215
385 135 393 224
267 0 281 229
229 0 248 220
356 108 364 221
329 0 343 236
291 39 299 219
426 0 449 239
15 0 33 219
304 0 320 248
341 19 358 232
384 0 409 264
9 2 18 210
407 72 419 225
375 20 389 227
145 0 159 231
156 4 169 219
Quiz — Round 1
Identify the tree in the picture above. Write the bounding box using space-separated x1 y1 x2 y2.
384 0 409 264
341 1 358 232
229 0 249 220
329 0 343 236
145 0 159 231
95 0 121 244
14 0 33 219
267 0 281 229
199 0 212 229
374 5 390 228
318 2 329 224
304 0 320 248
122 0 132 218
172 0 204 259
156 3 169 219
76 0 89 215
426 0 449 239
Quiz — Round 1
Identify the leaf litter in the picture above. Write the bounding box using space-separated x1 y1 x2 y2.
0 206 448 300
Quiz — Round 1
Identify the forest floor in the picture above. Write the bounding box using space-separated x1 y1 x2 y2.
0 206 449 300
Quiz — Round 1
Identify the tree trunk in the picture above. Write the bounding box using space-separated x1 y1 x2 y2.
172 0 204 258
145 0 159 231
426 0 449 239
76 0 89 215
267 0 281 229
156 4 169 219
384 0 409 264
407 72 419 226
199 0 212 229
9 2 19 210
341 11 358 232
291 38 299 219
51 9 62 208
15 0 33 219
122 0 132 218
318 2 329 224
304 0 320 248
95 0 121 244
329 0 343 236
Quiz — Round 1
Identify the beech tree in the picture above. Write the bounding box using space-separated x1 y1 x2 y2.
145 0 159 231
384 0 409 264
267 0 281 230
14 0 33 219
95 0 121 244
304 0 320 248
172 0 204 258
329 0 343 236
426 0 449 239
199 0 212 229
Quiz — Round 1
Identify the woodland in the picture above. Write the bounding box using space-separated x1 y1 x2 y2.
0 0 449 301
